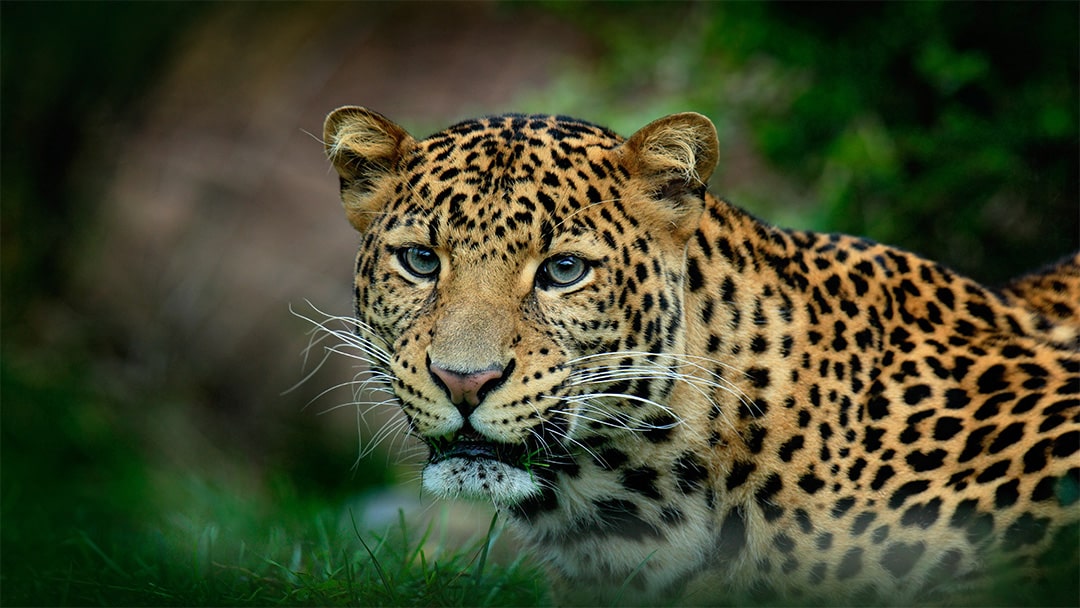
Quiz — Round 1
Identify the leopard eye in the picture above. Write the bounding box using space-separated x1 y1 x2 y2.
537 254 589 289
397 246 440 279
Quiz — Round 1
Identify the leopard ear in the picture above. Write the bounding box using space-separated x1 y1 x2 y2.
323 106 415 233
621 112 719 236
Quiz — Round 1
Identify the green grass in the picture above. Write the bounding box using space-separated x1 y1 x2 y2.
2 475 547 606
0 352 547 607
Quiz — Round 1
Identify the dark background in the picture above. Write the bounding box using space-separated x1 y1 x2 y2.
3 2 1077 605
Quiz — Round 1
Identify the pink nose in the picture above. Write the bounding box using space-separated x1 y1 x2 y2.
429 365 505 411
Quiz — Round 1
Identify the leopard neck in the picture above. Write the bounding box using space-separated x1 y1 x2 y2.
681 196 811 460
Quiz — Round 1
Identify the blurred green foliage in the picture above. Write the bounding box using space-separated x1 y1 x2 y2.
2 3 199 603
538 1 1078 283
753 2 1077 283
1 4 396 604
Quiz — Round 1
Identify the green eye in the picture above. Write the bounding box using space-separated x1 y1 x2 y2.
398 246 440 278
538 255 589 288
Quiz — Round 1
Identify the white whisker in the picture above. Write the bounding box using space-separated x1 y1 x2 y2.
290 299 758 504
562 349 758 421
546 402 651 432
290 301 406 469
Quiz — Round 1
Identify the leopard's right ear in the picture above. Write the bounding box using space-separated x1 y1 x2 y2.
323 106 415 233
620 112 719 242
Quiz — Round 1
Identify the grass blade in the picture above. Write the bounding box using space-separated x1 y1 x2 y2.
350 509 397 605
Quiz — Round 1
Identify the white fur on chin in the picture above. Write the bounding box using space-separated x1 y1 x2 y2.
422 457 542 505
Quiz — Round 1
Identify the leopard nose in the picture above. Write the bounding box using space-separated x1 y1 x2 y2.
429 363 507 414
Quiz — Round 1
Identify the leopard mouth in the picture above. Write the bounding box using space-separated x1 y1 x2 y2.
421 418 575 503
427 429 529 469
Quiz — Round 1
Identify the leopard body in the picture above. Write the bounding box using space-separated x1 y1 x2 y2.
322 107 1080 604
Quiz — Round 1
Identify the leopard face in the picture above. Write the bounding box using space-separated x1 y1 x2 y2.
323 107 1080 605
325 109 718 506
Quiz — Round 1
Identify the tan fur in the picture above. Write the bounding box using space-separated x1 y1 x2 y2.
624 112 719 185
323 106 415 232
1003 252 1080 341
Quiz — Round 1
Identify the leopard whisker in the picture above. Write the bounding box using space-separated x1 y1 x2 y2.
519 400 608 472
565 350 759 418
358 408 413 462
291 302 393 364
290 301 418 469
323 345 392 369
303 369 396 413
533 424 603 467
547 399 678 433
570 391 683 421
565 366 744 428
561 410 651 436
388 429 427 468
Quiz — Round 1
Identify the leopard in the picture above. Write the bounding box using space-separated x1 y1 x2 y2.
1003 253 1080 334
320 106 1080 605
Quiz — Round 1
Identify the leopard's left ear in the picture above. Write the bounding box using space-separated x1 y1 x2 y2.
620 112 719 236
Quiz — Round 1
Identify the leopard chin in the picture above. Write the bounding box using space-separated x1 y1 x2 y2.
421 457 542 504
421 432 545 504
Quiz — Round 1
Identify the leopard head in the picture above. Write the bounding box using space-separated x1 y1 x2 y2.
324 108 719 505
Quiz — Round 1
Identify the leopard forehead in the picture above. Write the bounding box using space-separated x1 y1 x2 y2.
373 114 630 251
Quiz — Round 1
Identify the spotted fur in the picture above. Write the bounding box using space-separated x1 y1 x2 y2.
1003 253 1080 334
322 107 1080 605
